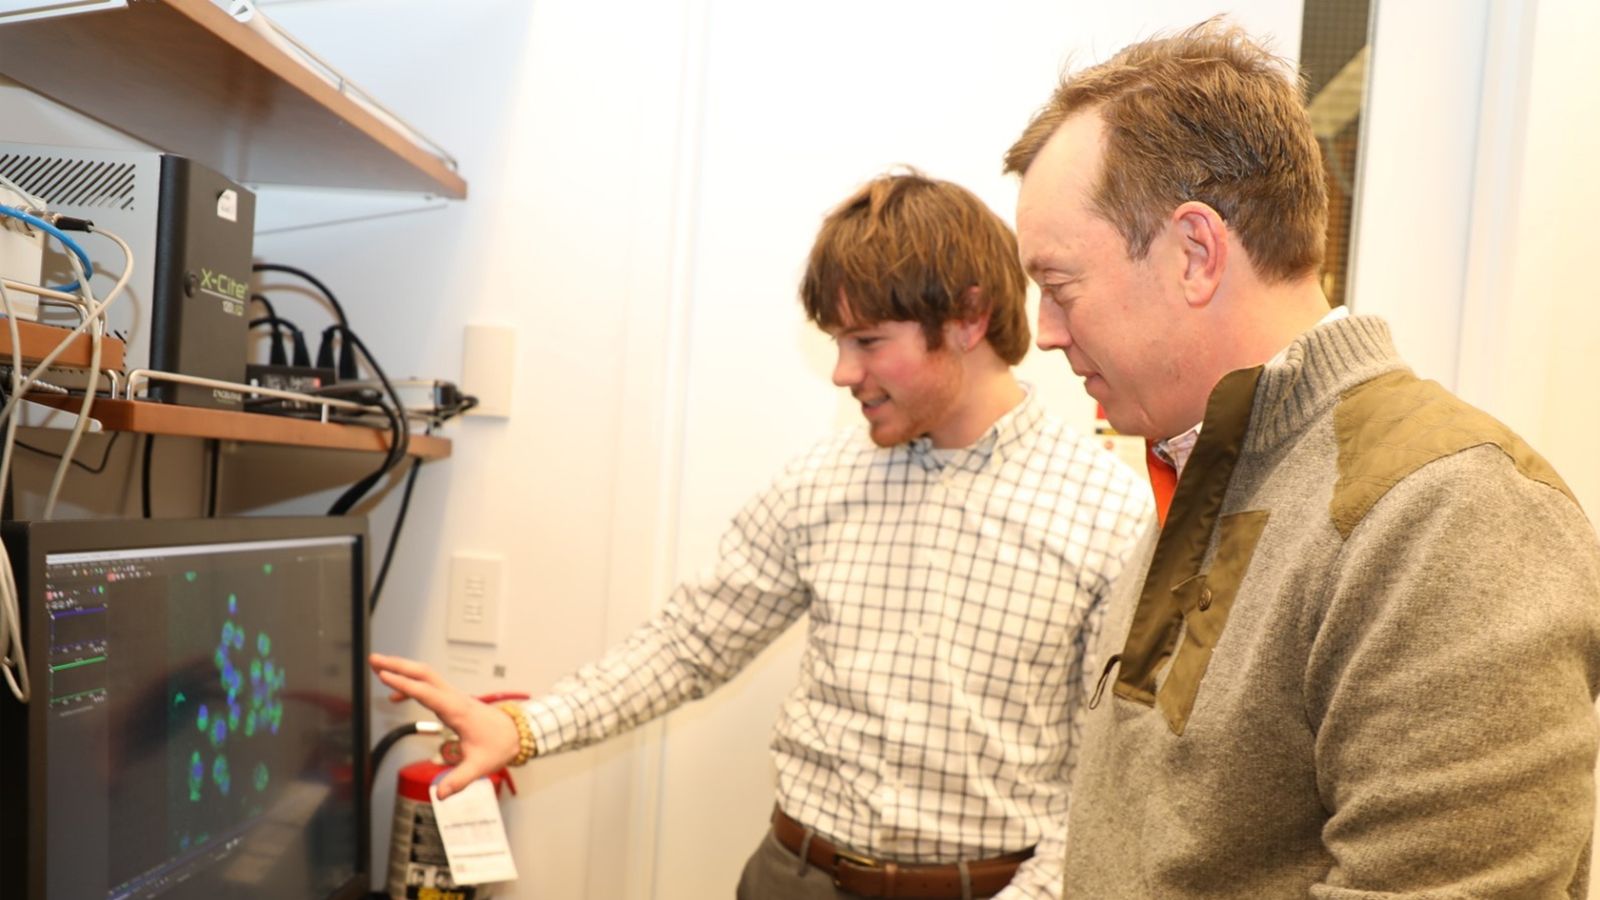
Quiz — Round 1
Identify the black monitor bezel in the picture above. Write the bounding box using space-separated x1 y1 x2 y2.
0 515 371 900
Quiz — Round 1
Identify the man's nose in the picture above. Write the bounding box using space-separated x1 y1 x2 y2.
1036 313 1072 351
832 350 861 388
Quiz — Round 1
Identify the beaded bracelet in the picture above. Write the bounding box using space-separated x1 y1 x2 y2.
497 702 536 767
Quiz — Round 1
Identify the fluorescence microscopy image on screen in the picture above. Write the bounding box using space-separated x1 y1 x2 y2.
162 560 350 875
39 533 362 900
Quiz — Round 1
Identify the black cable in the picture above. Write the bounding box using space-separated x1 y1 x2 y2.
249 295 283 344
369 458 422 614
316 324 339 372
252 263 357 380
14 430 122 474
205 439 220 518
325 326 410 516
249 315 304 367
141 433 154 519
251 263 348 327
326 398 403 516
440 394 478 422
369 722 429 797
248 315 304 336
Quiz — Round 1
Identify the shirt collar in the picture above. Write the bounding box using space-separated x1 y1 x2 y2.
1268 304 1349 366
908 384 1040 473
1153 426 1201 475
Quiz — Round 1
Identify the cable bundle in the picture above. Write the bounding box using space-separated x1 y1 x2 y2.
0 171 135 705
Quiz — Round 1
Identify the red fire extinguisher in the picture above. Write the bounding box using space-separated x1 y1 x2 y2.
381 691 528 900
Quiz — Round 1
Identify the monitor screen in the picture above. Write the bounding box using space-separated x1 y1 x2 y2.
0 517 370 900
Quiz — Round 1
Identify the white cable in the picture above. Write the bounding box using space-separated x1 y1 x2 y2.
0 222 132 701
0 225 130 430
21 241 93 519
0 546 24 703
41 227 128 520
0 170 45 210
0 276 31 703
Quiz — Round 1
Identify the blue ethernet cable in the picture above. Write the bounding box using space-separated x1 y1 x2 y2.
0 204 93 293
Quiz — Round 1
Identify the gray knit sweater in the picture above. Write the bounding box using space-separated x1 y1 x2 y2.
1064 315 1600 898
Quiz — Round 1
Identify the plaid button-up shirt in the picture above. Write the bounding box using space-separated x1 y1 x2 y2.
524 391 1151 898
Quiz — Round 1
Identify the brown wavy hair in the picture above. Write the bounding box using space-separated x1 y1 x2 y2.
801 171 1030 364
1004 19 1327 283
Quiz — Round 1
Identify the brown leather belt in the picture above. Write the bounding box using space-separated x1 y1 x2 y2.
770 806 1032 898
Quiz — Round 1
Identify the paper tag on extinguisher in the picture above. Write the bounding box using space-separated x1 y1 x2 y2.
430 778 519 885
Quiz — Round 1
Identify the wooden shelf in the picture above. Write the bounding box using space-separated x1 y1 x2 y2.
0 318 125 371
27 395 452 461
0 0 467 198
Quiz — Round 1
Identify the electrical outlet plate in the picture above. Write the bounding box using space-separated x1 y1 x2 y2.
461 324 515 418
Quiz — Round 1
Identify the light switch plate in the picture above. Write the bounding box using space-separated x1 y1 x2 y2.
446 553 502 646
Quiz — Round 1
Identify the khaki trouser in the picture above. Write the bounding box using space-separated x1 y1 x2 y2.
736 829 858 900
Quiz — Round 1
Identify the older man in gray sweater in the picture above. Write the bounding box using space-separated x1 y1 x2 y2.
1005 19 1600 899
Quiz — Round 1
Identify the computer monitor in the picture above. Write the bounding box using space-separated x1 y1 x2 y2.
0 516 370 900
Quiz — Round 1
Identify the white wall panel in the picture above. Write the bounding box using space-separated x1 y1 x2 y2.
1347 0 1489 386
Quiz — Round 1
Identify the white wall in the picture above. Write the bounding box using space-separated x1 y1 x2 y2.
1452 0 1600 513
1346 0 1487 384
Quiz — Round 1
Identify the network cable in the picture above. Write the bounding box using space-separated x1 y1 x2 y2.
40 225 131 520
0 170 45 210
0 219 132 702
0 204 93 293
0 276 30 705
0 225 131 421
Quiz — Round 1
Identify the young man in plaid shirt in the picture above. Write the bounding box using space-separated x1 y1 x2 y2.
373 171 1150 899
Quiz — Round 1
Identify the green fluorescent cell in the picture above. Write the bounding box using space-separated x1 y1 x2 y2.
185 571 197 582
262 563 273 575
228 593 238 613
254 763 269 792
188 751 204 802
246 710 257 736
257 633 271 656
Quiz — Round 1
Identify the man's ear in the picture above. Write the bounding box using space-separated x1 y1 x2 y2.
951 286 991 352
1171 201 1228 308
